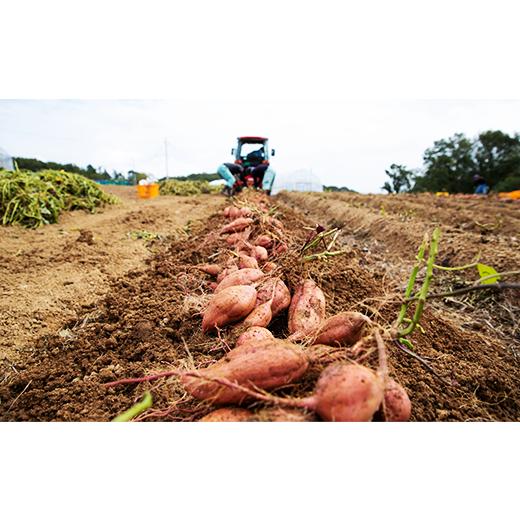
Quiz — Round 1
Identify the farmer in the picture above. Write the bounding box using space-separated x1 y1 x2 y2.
473 174 490 195
217 162 242 196
261 166 276 195
217 161 276 196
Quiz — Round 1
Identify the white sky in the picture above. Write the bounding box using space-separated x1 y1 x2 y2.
1 99 519 192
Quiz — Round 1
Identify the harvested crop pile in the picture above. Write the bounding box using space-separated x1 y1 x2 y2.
0 169 118 228
1 189 519 422
159 179 221 196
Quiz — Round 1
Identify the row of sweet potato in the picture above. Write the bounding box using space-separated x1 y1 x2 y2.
182 194 411 421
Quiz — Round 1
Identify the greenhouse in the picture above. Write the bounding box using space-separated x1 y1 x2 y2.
0 147 14 171
271 168 323 194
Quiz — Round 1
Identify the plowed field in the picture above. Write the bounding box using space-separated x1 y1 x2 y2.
1 188 518 421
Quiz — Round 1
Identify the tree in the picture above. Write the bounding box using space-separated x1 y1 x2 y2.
382 164 416 193
411 131 520 193
474 130 520 189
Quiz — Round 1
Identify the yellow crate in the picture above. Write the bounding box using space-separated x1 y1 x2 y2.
137 183 159 199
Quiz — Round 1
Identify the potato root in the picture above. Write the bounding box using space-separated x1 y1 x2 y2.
288 279 326 339
197 264 222 277
236 326 274 347
238 254 259 270
216 265 238 283
181 339 309 404
215 268 265 293
262 261 277 273
202 285 257 333
244 300 273 327
251 245 268 262
254 235 273 248
220 217 254 234
302 363 384 422
198 407 254 422
256 278 291 317
313 312 369 347
383 379 412 422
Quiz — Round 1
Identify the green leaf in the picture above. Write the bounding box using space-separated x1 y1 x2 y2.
476 263 501 284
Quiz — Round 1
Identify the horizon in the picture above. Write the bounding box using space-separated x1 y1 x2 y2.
1 99 519 193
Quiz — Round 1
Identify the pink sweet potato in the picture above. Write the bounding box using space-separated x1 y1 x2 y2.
256 278 291 317
239 207 253 217
264 216 284 229
244 301 273 327
250 245 268 262
197 264 222 277
263 261 277 273
238 254 259 270
273 243 288 256
202 285 257 333
301 363 384 422
235 326 274 347
224 206 241 219
215 268 265 293
216 265 238 283
288 279 326 339
383 379 412 422
225 232 244 246
181 339 309 404
198 407 254 422
313 312 369 347
220 217 253 234
255 407 314 422
254 235 273 248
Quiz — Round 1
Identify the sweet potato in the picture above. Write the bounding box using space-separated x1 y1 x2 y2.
220 217 253 234
251 245 268 262
224 206 241 219
238 254 259 270
215 268 264 293
198 407 254 422
235 326 274 347
383 379 412 422
313 312 369 347
197 263 222 277
288 279 326 339
263 261 277 273
216 265 238 283
202 285 257 333
181 339 309 404
225 232 244 246
256 278 291 317
244 301 273 327
301 363 384 422
273 243 288 256
264 216 283 229
254 235 273 248
239 207 253 217
255 407 314 422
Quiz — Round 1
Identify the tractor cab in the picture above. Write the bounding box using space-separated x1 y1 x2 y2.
232 136 275 168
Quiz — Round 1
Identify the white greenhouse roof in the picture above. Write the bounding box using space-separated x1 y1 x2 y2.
271 169 323 195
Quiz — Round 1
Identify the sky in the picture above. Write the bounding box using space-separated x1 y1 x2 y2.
1 99 519 193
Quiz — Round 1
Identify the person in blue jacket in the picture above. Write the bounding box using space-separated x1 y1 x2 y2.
217 161 276 196
473 174 490 195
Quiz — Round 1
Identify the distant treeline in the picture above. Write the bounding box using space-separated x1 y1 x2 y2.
323 185 356 192
13 157 219 185
382 130 520 194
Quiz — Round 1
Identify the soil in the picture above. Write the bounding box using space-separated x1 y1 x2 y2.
0 185 222 364
0 189 518 422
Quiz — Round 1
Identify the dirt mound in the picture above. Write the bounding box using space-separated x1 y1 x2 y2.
1 193 519 421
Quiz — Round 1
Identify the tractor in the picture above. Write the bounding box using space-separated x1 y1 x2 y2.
217 136 277 196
